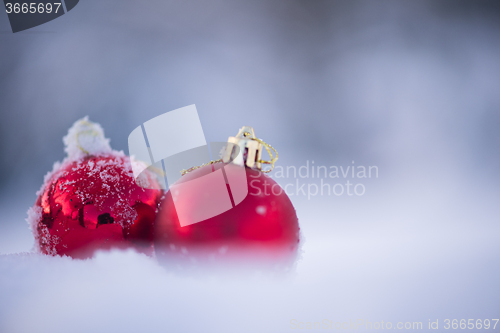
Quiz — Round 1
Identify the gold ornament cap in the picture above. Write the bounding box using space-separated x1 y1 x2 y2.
222 126 278 173
181 126 278 176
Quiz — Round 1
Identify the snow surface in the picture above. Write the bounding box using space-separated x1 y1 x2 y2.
1 222 499 333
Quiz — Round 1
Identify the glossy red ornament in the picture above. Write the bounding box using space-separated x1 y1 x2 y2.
34 155 162 259
154 163 300 263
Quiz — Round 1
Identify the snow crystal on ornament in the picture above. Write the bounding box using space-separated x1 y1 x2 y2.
26 206 43 252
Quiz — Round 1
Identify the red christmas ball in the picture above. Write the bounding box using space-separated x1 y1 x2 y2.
154 163 300 265
33 155 162 259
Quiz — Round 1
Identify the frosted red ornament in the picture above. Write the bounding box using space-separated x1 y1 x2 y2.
154 127 300 266
29 118 162 259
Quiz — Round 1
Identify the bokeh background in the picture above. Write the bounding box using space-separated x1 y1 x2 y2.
0 1 499 332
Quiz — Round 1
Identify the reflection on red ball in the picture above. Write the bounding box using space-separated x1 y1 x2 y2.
34 155 162 259
155 163 300 264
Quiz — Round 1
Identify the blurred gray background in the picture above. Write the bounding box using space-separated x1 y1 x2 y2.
0 1 499 331
1 0 499 186
2 0 500 243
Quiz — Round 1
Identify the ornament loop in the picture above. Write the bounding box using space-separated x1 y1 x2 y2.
241 129 278 173
180 159 222 176
222 126 278 173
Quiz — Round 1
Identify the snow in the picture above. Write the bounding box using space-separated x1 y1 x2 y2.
25 206 41 237
0 225 499 333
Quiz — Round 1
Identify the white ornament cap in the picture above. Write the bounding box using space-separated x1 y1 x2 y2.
63 116 112 161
